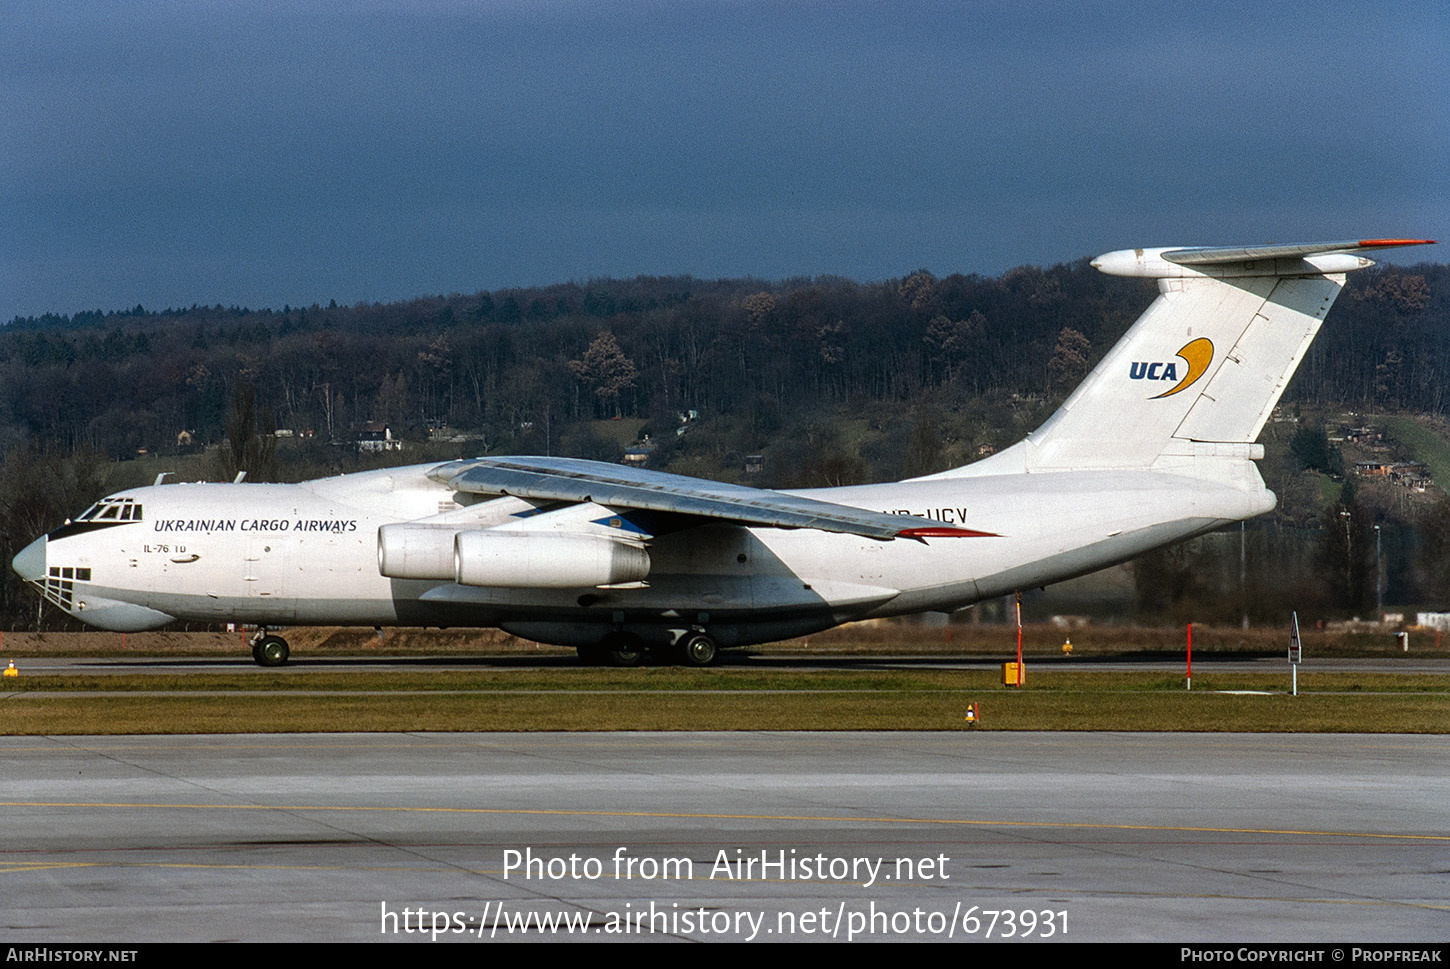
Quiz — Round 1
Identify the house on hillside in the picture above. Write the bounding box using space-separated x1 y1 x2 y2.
357 422 401 452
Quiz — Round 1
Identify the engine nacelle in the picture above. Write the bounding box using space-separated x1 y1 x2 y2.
454 530 650 588
377 524 456 580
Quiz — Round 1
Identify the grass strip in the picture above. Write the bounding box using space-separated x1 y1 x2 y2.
4 669 1447 693
2 670 1446 734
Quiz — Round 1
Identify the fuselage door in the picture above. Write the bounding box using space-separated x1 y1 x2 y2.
244 532 292 601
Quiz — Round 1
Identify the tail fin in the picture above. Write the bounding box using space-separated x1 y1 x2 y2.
948 238 1433 477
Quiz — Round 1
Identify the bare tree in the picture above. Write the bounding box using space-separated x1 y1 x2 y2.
568 331 639 418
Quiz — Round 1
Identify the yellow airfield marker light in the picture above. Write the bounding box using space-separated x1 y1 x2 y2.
1061 637 1073 655
963 703 979 726
3 661 17 678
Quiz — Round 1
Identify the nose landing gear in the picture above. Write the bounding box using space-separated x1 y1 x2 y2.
248 629 290 667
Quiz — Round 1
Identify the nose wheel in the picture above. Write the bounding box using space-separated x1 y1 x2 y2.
250 633 290 667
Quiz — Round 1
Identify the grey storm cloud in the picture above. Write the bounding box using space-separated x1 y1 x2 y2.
3 0 1445 319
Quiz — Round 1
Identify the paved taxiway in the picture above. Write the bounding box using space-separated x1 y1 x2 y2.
2 732 1445 942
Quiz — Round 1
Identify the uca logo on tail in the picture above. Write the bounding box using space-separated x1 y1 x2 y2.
1131 337 1214 398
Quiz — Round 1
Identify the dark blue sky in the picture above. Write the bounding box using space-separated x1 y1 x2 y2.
4 0 1445 320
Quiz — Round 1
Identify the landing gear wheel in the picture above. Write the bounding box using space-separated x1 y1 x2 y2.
254 634 290 667
676 632 718 667
601 633 645 668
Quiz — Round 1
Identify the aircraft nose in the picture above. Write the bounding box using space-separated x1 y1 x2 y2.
12 535 46 582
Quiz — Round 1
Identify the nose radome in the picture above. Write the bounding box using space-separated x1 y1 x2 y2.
12 536 46 582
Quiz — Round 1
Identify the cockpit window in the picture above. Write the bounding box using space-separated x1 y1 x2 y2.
78 498 142 522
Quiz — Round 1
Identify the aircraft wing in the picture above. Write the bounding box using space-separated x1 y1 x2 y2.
427 456 989 540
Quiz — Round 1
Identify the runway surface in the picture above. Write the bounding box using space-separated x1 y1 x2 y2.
18 653 1450 674
1 732 1445 942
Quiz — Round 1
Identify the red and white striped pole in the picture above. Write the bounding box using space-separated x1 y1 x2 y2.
1186 623 1192 691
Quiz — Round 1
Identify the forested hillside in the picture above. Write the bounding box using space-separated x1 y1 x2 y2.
3 257 1447 631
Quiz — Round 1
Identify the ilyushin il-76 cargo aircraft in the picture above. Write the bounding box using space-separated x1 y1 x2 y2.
12 238 1434 666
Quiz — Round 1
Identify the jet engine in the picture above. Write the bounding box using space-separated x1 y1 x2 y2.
380 523 651 588
453 530 649 588
377 524 456 580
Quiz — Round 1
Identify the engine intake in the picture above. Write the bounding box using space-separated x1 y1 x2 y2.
377 524 456 580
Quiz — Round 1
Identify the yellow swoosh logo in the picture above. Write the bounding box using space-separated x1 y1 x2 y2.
1152 337 1214 399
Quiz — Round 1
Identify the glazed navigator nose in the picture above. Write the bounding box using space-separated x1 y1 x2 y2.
11 535 46 583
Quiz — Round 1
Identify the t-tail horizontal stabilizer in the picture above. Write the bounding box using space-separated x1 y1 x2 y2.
954 238 1434 478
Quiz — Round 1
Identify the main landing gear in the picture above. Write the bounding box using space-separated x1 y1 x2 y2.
673 631 718 667
578 632 646 668
576 631 719 668
249 629 290 667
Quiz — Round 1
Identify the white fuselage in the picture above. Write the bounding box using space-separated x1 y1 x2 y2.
17 459 1272 649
